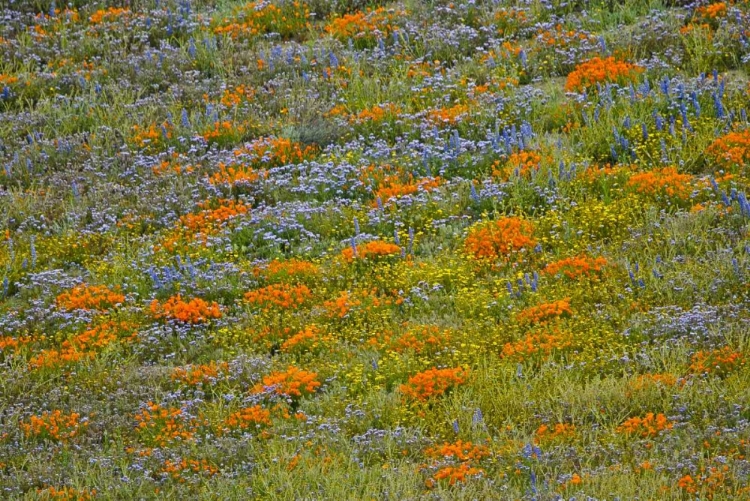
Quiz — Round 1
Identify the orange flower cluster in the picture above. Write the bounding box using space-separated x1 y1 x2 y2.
150 295 222 323
0 334 32 353
134 402 196 447
56 284 125 311
213 1 310 39
280 325 331 353
21 410 88 442
580 163 632 183
516 299 573 325
224 405 272 430
537 24 595 48
544 255 608 279
171 361 229 386
35 486 96 500
689 346 744 376
208 162 265 187
427 103 470 126
244 283 312 311
617 413 673 438
627 167 694 200
29 321 133 370
493 151 547 180
399 367 469 401
341 240 401 262
431 463 484 486
372 176 442 206
252 366 321 398
350 103 401 124
425 440 490 462
678 466 735 497
629 373 678 391
564 56 643 92
179 199 249 234
255 258 320 282
162 458 218 481
423 442 487 487
695 2 728 19
219 84 254 107
535 423 576 443
464 217 537 261
324 290 361 318
357 162 402 186
152 159 194 177
368 325 452 354
501 329 573 361
680 22 713 36
234 137 318 168
706 130 750 168
323 288 403 318
678 475 698 494
89 7 130 24
0 74 19 86
325 8 401 47
493 7 529 36
201 120 247 144
131 122 171 149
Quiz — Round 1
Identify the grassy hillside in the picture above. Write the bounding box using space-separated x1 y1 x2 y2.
1 0 750 499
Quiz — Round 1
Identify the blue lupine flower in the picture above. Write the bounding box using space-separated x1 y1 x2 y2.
713 93 725 119
470 183 480 203
472 408 484 426
660 76 669 96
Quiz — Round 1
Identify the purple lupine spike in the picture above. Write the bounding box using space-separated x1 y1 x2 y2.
472 408 483 426
470 183 480 203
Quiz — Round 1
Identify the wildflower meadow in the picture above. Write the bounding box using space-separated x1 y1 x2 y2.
2 0 750 499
